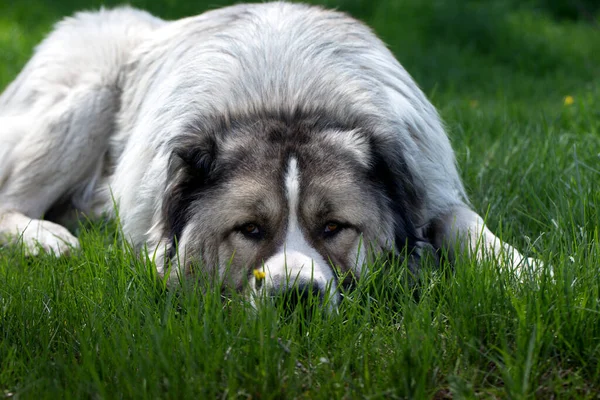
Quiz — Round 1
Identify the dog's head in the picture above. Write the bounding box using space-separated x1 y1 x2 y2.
157 112 426 305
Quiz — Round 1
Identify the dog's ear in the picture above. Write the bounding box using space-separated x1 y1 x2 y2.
163 133 220 256
368 134 429 264
170 133 219 182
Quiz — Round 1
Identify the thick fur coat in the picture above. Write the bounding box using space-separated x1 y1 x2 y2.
0 3 539 304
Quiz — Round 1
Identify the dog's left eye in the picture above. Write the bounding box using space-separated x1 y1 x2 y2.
240 223 263 240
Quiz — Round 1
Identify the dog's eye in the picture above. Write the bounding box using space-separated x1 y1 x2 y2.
323 222 341 237
240 223 262 239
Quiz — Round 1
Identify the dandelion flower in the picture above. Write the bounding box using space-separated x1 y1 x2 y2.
564 95 574 106
253 269 266 280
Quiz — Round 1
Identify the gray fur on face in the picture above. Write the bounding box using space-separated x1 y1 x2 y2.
162 114 400 293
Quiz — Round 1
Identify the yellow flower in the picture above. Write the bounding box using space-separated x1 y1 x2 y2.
564 95 574 106
253 269 266 280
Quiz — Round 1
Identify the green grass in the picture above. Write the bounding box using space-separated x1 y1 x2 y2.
1 0 599 398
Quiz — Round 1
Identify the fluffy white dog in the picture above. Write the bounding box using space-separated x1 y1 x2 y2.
0 3 540 303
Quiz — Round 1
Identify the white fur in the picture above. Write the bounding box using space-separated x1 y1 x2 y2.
435 207 543 278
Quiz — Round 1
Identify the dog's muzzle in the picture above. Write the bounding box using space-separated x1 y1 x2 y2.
251 249 340 310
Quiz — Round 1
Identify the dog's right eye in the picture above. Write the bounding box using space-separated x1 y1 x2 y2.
323 221 343 238
239 223 263 240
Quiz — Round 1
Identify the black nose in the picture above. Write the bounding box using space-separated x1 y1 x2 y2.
272 281 324 313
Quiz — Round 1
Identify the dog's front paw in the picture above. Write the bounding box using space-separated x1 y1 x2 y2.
17 219 79 256
512 256 552 281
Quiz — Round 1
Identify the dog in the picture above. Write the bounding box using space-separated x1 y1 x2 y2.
0 2 540 305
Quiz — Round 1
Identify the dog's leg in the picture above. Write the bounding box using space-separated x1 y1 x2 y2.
0 86 118 255
430 206 540 276
0 8 162 255
0 211 80 255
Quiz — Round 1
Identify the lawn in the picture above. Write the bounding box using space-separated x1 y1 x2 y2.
1 0 599 398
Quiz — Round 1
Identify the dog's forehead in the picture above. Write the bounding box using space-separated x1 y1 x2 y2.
218 116 372 174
